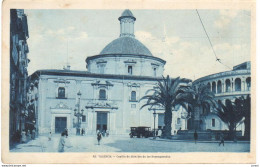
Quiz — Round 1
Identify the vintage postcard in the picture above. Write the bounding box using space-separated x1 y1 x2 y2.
1 0 256 164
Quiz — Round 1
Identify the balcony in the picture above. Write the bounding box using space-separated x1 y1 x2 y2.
215 90 250 97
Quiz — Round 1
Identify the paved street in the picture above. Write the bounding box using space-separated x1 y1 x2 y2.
10 134 250 152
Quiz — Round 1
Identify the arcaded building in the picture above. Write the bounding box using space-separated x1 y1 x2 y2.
30 9 189 135
192 62 251 132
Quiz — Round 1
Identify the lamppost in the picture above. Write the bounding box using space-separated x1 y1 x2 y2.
74 91 84 135
153 109 157 139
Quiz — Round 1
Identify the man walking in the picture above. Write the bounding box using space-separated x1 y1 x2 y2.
194 130 198 144
219 132 225 146
97 131 102 145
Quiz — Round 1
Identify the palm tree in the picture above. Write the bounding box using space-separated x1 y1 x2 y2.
140 75 191 139
234 95 251 140
215 99 244 140
187 84 216 130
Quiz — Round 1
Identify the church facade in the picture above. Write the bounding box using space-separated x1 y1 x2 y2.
30 10 190 135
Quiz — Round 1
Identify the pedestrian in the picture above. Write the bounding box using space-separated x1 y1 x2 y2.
97 131 102 145
194 130 198 144
48 132 52 141
21 129 26 143
64 128 68 138
106 130 109 137
102 130 105 137
58 132 66 152
32 129 36 140
158 129 162 138
219 132 225 146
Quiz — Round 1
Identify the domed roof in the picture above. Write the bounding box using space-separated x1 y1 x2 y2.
100 36 153 56
122 9 134 17
118 9 136 21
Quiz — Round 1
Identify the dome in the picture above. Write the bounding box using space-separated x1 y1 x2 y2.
100 36 153 57
118 9 136 21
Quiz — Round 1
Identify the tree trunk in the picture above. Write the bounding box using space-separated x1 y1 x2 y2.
228 123 235 140
164 105 172 139
193 106 201 130
244 116 250 140
244 109 251 140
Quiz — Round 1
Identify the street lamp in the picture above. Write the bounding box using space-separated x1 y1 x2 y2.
74 91 84 135
153 109 157 139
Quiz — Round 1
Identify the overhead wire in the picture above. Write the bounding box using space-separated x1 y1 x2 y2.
195 9 232 70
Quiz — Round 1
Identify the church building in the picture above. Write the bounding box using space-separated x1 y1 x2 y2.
29 9 190 135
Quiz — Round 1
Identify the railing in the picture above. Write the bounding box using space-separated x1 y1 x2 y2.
215 90 250 97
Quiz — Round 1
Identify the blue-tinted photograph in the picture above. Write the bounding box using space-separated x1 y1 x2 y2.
9 9 251 153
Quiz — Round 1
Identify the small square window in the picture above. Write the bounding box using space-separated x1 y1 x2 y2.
131 104 136 108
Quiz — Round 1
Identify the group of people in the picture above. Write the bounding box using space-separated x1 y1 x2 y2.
12 128 36 144
96 130 109 145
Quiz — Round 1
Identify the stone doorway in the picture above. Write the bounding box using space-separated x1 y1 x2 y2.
96 112 108 132
55 117 67 134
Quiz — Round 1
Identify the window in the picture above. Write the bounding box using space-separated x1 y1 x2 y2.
128 66 133 75
225 79 231 92
212 119 215 127
99 89 106 100
131 104 136 108
212 82 216 93
246 77 251 91
153 68 157 77
130 91 136 101
82 115 86 122
235 78 241 91
58 87 65 98
99 65 105 74
217 80 222 93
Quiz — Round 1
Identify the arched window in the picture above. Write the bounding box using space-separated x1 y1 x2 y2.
99 89 106 100
217 80 222 93
235 78 241 91
225 79 231 92
212 81 216 93
131 91 136 101
58 87 65 98
212 119 215 127
128 66 133 75
246 77 251 91
207 82 211 90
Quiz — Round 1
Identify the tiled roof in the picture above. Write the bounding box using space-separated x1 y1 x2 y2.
100 36 153 57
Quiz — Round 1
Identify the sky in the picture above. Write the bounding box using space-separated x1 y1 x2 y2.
25 9 251 80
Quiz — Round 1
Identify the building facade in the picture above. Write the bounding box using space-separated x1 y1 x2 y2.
192 62 251 133
10 9 30 143
30 9 189 135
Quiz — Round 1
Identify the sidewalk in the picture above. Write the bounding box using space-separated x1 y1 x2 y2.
10 134 122 152
150 137 250 143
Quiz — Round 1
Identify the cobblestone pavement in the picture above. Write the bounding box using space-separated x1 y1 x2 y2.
10 134 250 152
